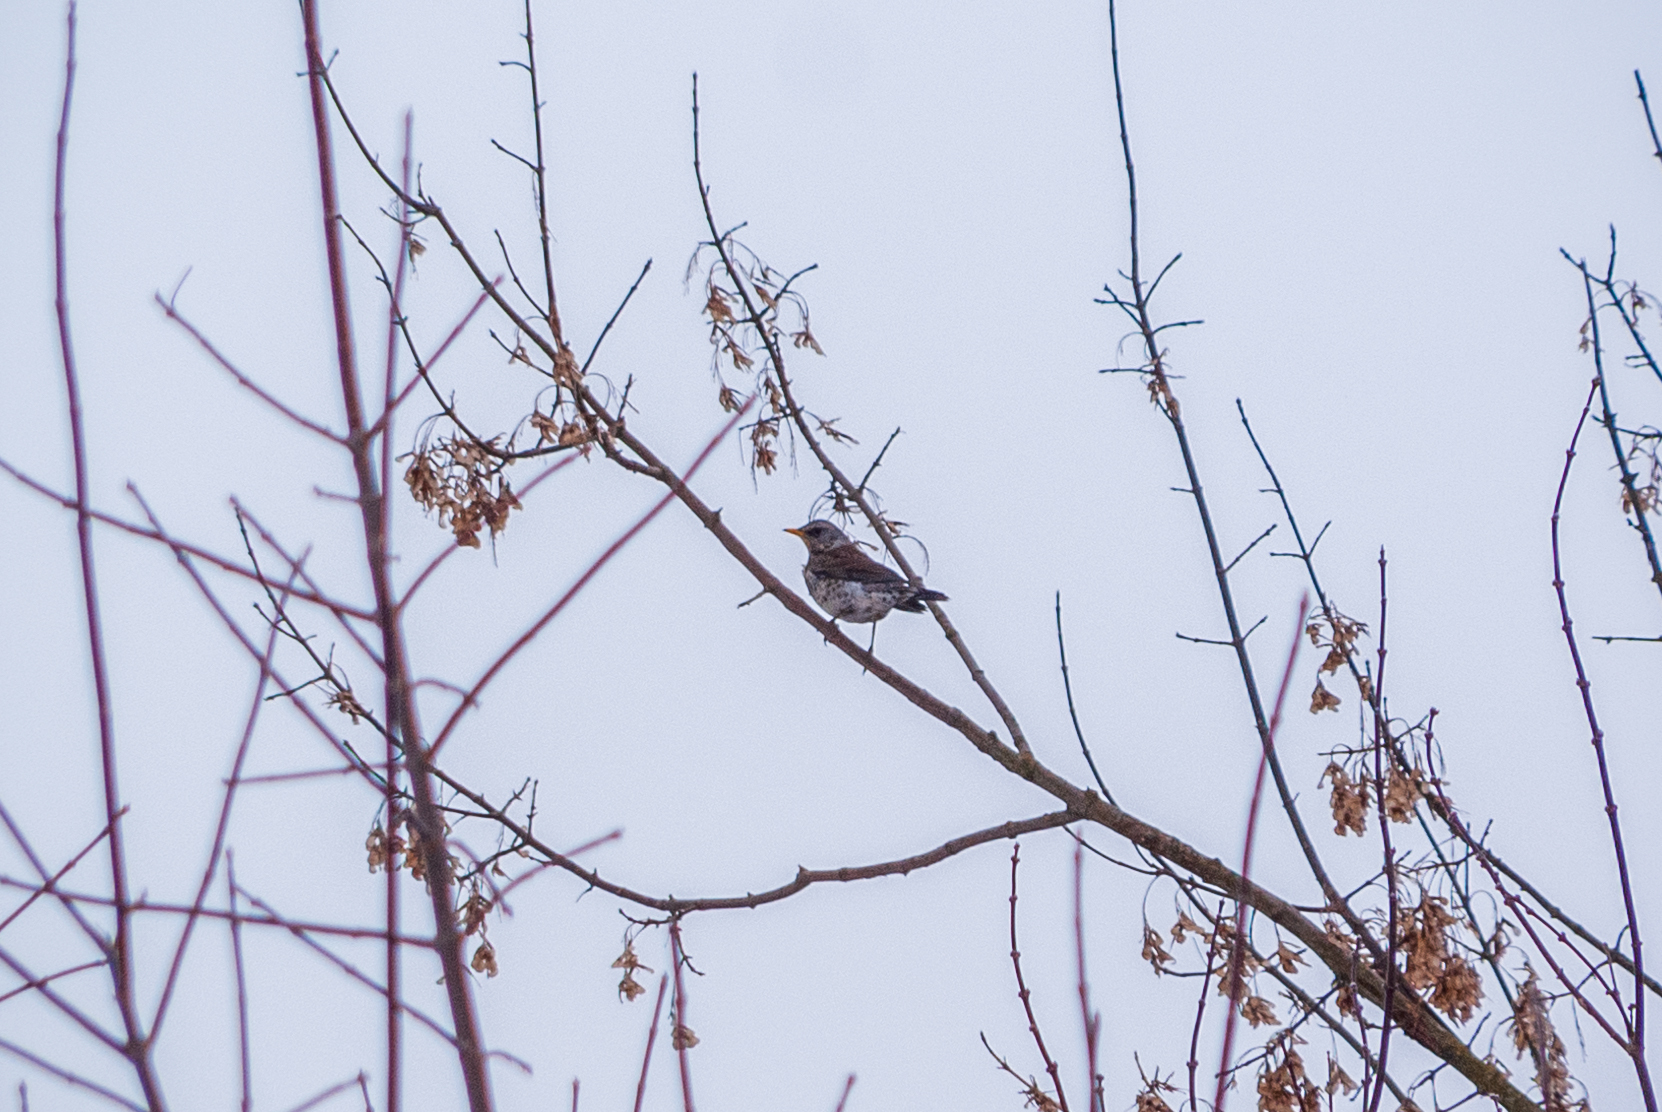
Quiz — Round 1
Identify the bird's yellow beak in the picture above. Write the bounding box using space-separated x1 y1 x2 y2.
784 527 808 541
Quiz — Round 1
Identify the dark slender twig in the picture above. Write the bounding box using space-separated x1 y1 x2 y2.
1550 376 1656 1110
156 297 345 442
669 920 697 1112
227 857 252 1112
1638 71 1662 168
0 800 121 942
516 0 561 343
1366 556 1397 1112
149 586 285 1039
1223 523 1276 574
0 1039 145 1112
1008 846 1071 1112
631 976 668 1112
380 111 416 1112
1569 249 1662 602
579 260 653 378
854 428 902 494
298 7 490 1106
1055 593 1113 803
0 960 105 1007
1074 845 1102 1112
283 1074 368 1112
830 1075 856 1112
51 7 162 1106
1100 0 1366 965
1213 595 1306 1112
1185 901 1222 1111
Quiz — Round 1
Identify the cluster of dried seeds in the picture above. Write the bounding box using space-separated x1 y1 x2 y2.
1395 895 1484 1023
1306 609 1367 714
1254 1031 1321 1112
1510 968 1583 1111
404 436 521 548
1320 762 1370 837
694 240 827 477
612 938 652 1003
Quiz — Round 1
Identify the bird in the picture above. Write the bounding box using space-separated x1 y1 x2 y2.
784 519 948 625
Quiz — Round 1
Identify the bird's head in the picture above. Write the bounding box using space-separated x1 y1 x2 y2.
784 519 852 553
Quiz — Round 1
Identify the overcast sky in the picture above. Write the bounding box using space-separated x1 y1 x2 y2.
3 2 1661 1110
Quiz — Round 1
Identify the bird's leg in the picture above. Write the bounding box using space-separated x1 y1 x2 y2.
862 623 878 674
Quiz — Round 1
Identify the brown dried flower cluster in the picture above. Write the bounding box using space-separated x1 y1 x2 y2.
1015 1078 1062 1112
612 938 652 1003
1320 762 1370 837
326 687 370 724
404 436 521 548
1254 1032 1320 1112
694 240 827 477
1621 431 1661 516
1142 923 1175 974
1324 1054 1358 1100
365 821 403 873
1510 967 1582 1111
1133 1074 1178 1112
1133 1091 1173 1112
1306 609 1367 714
529 408 599 454
1166 913 1285 1027
365 810 466 903
1319 919 1365 1018
1397 895 1484 1023
1382 765 1424 824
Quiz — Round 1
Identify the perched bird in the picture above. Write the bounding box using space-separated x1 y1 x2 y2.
785 519 948 624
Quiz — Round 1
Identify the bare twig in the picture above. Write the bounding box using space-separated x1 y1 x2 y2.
669 920 696 1112
1213 595 1306 1112
1055 593 1113 804
1008 846 1070 1112
299 4 491 1106
632 976 669 1112
51 6 162 1105
1550 374 1656 1109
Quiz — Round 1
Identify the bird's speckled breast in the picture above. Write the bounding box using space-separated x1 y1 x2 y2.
803 567 910 623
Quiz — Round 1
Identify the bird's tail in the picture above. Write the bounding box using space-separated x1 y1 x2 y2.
896 588 949 612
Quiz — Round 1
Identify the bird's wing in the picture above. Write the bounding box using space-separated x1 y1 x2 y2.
816 545 907 585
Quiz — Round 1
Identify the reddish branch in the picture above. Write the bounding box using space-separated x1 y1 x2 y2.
1073 845 1102 1112
631 976 669 1112
1212 597 1305 1112
298 4 488 1107
50 5 164 1107
669 920 696 1112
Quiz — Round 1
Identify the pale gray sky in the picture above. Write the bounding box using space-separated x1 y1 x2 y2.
3 2 1660 1110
